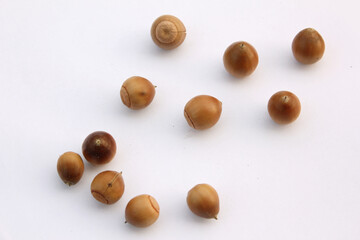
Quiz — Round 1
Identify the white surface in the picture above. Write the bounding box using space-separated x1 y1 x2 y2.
0 0 360 239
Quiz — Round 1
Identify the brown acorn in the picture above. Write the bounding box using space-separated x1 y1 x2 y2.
268 91 301 124
90 171 125 205
120 76 155 110
292 28 325 64
125 194 160 227
57 152 84 186
82 131 116 165
187 184 219 219
151 15 186 50
223 41 259 78
184 95 222 130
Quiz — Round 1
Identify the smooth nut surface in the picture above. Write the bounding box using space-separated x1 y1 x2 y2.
292 28 325 64
187 184 219 219
151 15 186 50
184 95 222 130
223 41 259 78
120 76 155 110
125 194 160 228
268 91 301 124
57 152 84 186
91 171 125 204
82 131 116 165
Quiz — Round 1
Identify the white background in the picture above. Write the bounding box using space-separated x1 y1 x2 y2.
0 0 360 239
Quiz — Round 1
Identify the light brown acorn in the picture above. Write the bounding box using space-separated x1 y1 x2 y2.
57 152 84 186
90 171 125 205
120 76 156 110
151 15 186 50
184 95 222 130
125 194 160 228
187 184 220 219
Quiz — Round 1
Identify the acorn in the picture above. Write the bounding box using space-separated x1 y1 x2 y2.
151 15 186 50
223 41 259 78
268 90 301 124
125 194 160 227
82 131 116 165
57 152 84 186
292 28 325 64
184 95 222 130
187 184 219 219
90 171 125 205
120 76 155 110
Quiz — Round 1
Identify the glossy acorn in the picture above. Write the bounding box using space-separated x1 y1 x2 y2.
184 95 222 130
268 91 301 124
151 15 186 50
120 76 156 110
125 194 160 228
223 41 259 78
57 152 84 186
82 131 116 165
90 171 125 204
292 28 325 64
187 184 220 219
